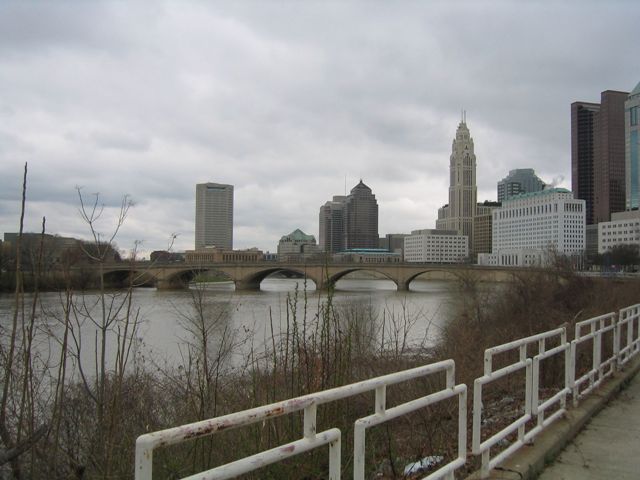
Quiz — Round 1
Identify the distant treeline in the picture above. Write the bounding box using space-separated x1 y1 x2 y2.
0 269 103 292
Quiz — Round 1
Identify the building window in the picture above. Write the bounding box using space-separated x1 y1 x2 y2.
631 106 639 126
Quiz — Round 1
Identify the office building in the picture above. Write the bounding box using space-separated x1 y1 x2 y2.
571 101 599 224
185 247 262 263
478 188 585 267
572 90 628 224
497 169 546 202
436 119 478 247
319 181 379 252
344 180 379 249
598 210 640 254
626 81 640 211
379 233 409 260
473 201 501 258
195 183 233 250
594 91 628 223
404 229 468 264
334 249 401 264
585 224 599 259
277 229 319 261
319 196 346 253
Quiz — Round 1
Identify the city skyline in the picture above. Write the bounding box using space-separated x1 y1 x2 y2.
0 2 638 255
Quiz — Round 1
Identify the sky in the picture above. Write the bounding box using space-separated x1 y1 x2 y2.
1 1 638 257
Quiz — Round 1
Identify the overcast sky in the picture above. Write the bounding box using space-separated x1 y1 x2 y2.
1 1 638 256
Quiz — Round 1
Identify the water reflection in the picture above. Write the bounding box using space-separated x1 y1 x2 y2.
158 278 456 364
189 276 450 293
0 278 459 371
334 278 397 291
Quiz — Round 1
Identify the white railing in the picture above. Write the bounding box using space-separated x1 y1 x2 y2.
473 304 640 478
135 303 640 480
472 328 567 478
618 304 640 367
135 360 467 480
570 312 618 404
530 340 571 436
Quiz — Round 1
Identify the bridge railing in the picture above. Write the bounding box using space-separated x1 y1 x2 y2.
135 303 640 480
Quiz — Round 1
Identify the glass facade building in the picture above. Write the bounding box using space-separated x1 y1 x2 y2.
319 196 346 253
626 81 640 211
319 181 379 252
497 168 546 202
344 180 379 249
571 90 628 225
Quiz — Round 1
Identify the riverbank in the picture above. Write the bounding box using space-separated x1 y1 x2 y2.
1 269 638 479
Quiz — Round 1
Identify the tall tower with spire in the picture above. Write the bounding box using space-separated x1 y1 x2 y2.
436 116 478 248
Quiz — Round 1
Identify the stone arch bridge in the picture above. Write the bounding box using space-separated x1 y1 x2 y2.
100 262 532 291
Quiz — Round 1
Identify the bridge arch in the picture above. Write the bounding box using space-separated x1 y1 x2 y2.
402 269 466 290
402 267 520 291
327 267 399 290
238 267 317 290
160 267 232 289
102 268 155 288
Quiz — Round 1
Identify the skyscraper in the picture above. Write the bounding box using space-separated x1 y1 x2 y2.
626 81 640 211
572 90 628 224
436 119 477 247
571 101 599 224
594 91 628 223
344 180 379 249
497 168 546 202
195 182 234 250
319 196 346 253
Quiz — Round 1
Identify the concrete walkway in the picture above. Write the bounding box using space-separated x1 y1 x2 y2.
537 368 640 480
466 356 640 480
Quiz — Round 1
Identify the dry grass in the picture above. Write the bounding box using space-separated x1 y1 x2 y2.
2 266 638 479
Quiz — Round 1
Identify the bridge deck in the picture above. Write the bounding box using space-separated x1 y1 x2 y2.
100 262 532 290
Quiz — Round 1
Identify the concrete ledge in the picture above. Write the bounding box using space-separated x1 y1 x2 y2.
465 355 640 480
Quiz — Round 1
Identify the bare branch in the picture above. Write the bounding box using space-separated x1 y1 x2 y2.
0 424 47 466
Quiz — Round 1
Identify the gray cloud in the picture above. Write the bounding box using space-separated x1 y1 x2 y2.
0 1 638 254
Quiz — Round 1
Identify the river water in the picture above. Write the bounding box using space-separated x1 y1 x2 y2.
0 277 461 371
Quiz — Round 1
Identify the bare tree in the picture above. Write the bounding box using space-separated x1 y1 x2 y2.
0 165 50 478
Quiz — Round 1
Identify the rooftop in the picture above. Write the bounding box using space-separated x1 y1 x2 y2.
340 248 397 254
503 187 572 202
280 229 316 242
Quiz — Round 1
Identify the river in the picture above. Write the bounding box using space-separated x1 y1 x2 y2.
0 277 461 371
